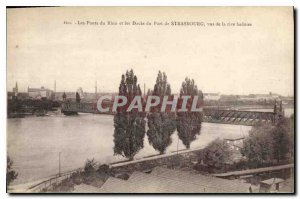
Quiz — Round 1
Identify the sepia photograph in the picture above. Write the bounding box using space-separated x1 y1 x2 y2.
6 6 294 193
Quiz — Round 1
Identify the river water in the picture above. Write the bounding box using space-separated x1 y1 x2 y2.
7 108 293 185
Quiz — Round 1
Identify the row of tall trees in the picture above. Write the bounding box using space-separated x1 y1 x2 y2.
113 69 203 160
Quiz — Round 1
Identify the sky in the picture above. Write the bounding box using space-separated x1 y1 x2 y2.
7 7 294 96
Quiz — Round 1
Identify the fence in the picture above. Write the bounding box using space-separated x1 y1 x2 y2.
28 168 83 193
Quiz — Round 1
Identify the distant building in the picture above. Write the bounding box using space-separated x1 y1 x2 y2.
204 93 221 101
259 178 285 193
12 82 18 97
240 95 257 102
238 93 281 102
28 87 53 99
254 93 281 101
77 87 84 99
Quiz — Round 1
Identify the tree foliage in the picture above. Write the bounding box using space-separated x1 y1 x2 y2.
241 116 293 167
84 158 97 174
147 71 176 154
202 138 232 168
176 77 203 149
272 116 293 163
7 156 18 187
241 124 275 167
113 69 146 160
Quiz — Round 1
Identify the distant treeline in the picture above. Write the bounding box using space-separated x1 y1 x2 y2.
7 98 61 115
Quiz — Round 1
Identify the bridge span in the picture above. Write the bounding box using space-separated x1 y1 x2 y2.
61 102 284 126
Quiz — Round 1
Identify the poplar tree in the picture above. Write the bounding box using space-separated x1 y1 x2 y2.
75 92 81 103
147 71 176 154
113 69 146 160
176 77 203 149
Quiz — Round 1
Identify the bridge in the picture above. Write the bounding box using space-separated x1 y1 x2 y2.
203 109 277 126
61 101 284 126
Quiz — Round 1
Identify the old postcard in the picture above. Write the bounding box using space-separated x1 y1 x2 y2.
6 7 294 193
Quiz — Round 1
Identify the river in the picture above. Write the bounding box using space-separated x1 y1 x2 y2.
7 108 293 185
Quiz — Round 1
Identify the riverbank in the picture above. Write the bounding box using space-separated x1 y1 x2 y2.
8 146 204 192
8 114 252 186
11 143 293 193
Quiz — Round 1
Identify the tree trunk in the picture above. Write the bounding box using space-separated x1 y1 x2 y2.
186 144 190 149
